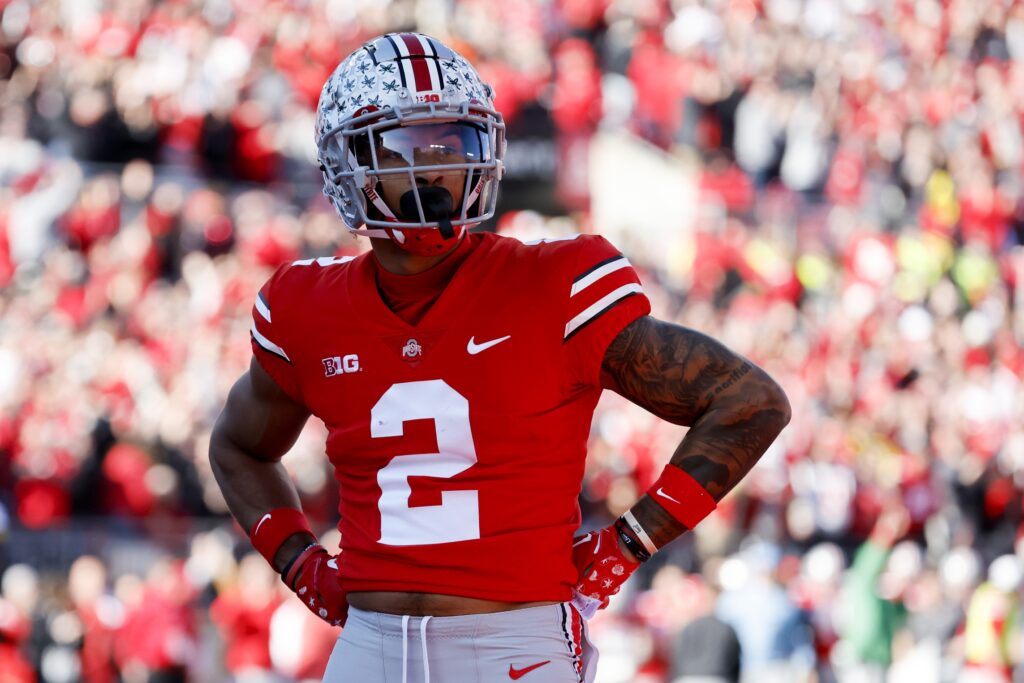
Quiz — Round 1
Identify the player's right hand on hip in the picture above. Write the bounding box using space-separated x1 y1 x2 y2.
570 525 639 620
282 543 348 627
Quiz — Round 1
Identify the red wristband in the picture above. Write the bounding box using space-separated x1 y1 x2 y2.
249 507 314 566
647 466 717 529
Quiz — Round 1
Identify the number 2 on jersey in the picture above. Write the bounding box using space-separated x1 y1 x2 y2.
372 380 480 546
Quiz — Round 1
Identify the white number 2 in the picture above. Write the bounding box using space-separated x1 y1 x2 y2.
372 380 480 546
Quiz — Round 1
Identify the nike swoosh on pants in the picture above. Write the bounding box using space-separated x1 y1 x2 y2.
509 660 551 679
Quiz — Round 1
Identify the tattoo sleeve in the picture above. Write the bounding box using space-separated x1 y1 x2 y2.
601 315 791 550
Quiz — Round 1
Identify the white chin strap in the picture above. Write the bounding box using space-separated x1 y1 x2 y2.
349 150 400 239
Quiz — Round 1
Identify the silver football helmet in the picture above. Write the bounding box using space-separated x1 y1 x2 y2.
315 33 506 255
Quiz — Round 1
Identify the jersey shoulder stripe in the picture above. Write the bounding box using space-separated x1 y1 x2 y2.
564 283 644 341
251 323 291 362
561 235 646 342
571 255 632 297
251 254 359 370
290 255 356 268
255 291 272 323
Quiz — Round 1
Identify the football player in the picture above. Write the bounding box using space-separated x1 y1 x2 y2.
209 32 791 683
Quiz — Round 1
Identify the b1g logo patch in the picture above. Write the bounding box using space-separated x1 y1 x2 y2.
323 355 360 376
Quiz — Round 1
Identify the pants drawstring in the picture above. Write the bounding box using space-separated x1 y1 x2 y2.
401 615 410 683
400 614 432 683
420 616 432 683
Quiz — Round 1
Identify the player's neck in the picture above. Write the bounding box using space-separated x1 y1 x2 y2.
370 235 466 275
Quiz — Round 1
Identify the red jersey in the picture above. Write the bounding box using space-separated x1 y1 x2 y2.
250 232 650 601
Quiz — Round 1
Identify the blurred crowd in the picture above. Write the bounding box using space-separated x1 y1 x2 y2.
2 0 1024 682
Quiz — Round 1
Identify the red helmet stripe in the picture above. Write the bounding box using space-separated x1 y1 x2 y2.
399 33 433 92
399 32 425 56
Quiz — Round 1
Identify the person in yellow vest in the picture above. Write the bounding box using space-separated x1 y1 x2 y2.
960 555 1022 683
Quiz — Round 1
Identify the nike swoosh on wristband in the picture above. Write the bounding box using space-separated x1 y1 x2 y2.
253 513 272 535
467 335 511 355
655 487 682 504
572 533 592 548
509 661 551 679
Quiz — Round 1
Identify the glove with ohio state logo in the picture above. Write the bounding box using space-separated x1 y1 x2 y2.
570 525 640 619
282 543 348 627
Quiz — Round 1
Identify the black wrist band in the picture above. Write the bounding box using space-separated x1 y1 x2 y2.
614 517 651 563
280 541 319 587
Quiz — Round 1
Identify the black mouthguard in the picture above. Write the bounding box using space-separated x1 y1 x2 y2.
400 186 456 239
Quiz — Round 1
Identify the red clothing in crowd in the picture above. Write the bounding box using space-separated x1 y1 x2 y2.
61 201 121 254
77 603 118 683
210 589 282 674
100 444 156 518
269 601 338 681
700 160 755 214
0 599 35 683
959 185 1011 251
628 32 687 145
115 584 195 674
0 220 12 288
825 146 865 207
552 39 602 134
0 644 35 683
14 478 70 529
230 103 279 183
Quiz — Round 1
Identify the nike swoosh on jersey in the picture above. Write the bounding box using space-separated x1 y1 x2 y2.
509 661 551 679
655 487 682 505
467 335 511 355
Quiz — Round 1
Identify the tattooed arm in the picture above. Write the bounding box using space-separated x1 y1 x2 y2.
600 315 792 551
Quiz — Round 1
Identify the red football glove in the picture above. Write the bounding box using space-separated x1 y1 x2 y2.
570 525 640 619
282 543 348 627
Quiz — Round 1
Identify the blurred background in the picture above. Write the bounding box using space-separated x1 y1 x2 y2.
1 0 1024 682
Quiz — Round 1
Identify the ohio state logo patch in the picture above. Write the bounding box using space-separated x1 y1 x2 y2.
401 339 422 360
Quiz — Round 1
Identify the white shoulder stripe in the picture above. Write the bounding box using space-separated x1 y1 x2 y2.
251 323 290 362
571 256 631 297
255 293 271 323
564 283 644 339
522 234 581 245
292 256 355 267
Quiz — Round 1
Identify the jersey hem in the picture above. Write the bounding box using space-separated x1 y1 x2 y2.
342 581 573 604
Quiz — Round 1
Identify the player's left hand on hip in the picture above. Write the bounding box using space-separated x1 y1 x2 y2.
283 543 348 627
570 525 639 620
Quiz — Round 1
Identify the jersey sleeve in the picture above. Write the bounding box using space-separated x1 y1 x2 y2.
562 235 651 387
250 264 304 403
